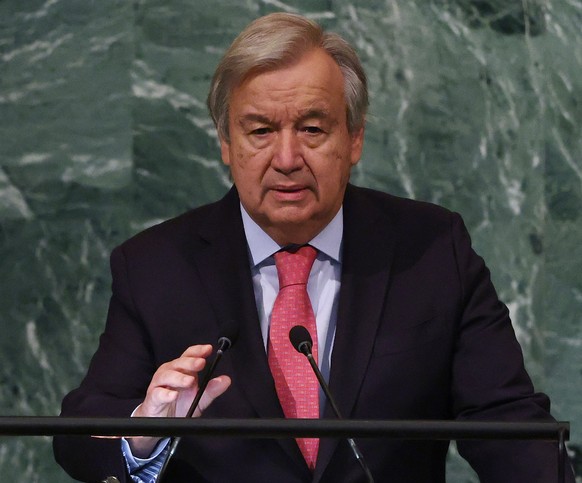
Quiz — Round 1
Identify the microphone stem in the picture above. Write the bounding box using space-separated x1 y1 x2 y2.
186 347 225 418
305 353 342 419
305 353 375 483
158 346 227 482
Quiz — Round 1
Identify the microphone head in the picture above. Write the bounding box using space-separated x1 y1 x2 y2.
217 336 232 351
289 325 312 353
217 319 239 351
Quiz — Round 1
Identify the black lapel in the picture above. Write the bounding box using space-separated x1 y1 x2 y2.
314 185 396 479
190 187 308 471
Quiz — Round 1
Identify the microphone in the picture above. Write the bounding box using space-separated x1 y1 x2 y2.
158 323 238 482
289 326 375 483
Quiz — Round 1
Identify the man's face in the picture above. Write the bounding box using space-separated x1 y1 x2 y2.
220 48 364 245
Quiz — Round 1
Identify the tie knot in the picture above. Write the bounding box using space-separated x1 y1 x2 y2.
274 245 317 289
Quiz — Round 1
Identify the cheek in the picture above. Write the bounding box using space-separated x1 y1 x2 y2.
229 150 269 189
231 140 271 167
314 153 354 201
226 135 273 203
332 148 354 179
231 142 248 164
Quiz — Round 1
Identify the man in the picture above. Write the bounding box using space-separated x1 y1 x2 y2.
54 12 575 483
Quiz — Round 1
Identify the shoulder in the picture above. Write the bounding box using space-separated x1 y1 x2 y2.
345 184 461 234
114 187 240 258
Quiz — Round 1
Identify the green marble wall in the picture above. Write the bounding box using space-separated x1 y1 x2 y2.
0 0 580 480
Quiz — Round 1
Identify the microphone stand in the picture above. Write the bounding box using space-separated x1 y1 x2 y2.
291 327 374 483
157 336 233 482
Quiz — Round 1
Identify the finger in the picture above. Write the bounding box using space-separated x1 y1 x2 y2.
151 367 198 390
137 345 215 418
180 344 213 358
194 375 232 417
152 351 214 389
152 345 213 381
158 354 207 377
138 387 181 417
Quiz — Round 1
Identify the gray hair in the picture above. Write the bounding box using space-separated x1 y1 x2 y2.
207 13 368 142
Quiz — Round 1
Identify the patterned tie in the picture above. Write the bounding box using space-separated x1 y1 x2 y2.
268 245 319 470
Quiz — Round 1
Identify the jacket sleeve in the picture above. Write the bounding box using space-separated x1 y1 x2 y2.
53 246 156 483
448 213 575 482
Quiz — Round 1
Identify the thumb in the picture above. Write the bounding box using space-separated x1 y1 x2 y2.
194 375 232 416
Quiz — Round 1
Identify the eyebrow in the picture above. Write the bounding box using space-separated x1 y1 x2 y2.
238 109 332 127
238 113 272 126
298 108 331 122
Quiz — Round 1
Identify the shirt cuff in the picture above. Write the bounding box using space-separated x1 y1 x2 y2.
121 437 170 471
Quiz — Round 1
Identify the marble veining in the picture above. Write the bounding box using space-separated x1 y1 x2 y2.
0 0 580 480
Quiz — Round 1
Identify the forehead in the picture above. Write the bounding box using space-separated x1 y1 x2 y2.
229 49 346 119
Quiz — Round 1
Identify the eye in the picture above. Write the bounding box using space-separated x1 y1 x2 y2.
250 127 271 136
302 126 323 134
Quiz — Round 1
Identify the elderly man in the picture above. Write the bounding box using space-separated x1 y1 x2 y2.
54 12 575 483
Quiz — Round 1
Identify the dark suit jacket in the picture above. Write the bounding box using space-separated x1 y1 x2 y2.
54 185 574 482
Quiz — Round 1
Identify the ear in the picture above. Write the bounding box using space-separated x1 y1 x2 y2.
220 137 231 166
349 127 365 166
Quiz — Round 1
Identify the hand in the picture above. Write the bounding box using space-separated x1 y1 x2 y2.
128 344 231 457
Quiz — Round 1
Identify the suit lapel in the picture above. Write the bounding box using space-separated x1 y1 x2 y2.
190 188 280 417
190 188 308 471
314 185 396 480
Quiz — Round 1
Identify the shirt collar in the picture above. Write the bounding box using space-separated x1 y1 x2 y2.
240 204 343 267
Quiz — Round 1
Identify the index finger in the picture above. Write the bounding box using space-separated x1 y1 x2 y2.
180 344 213 359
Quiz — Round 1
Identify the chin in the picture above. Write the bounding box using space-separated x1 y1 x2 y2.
276 210 315 226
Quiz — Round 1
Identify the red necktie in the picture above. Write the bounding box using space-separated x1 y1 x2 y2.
268 245 319 469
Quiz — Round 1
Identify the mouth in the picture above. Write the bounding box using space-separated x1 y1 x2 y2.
270 185 310 201
274 185 305 192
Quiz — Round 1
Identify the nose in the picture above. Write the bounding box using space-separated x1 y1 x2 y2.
271 130 304 173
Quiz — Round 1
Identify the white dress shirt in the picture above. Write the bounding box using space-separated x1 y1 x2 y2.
240 203 343 383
